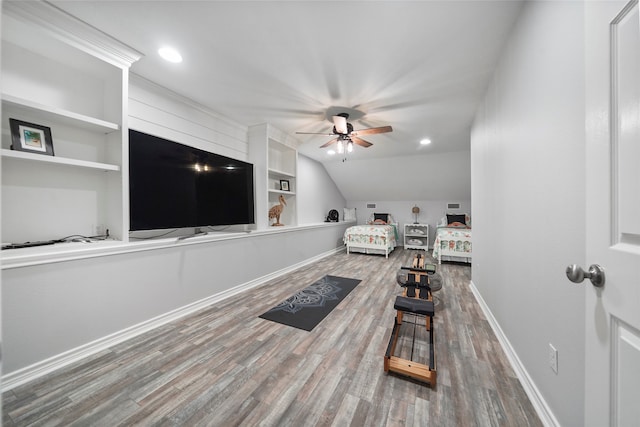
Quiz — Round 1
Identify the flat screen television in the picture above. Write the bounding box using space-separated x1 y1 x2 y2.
129 129 255 231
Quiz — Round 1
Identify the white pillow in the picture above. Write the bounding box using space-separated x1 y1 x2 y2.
343 208 356 222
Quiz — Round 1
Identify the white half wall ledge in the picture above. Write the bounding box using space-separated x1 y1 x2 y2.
2 222 351 388
1 222 348 270
1 245 344 392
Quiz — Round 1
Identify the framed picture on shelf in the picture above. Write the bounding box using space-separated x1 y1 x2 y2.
9 119 54 156
280 180 290 191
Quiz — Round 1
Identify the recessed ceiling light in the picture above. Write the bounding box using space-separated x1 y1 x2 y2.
158 46 182 63
420 138 432 145
327 150 336 155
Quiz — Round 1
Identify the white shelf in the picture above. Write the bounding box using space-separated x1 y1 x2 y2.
268 168 295 178
1 149 120 172
268 189 296 196
2 94 119 133
404 223 430 251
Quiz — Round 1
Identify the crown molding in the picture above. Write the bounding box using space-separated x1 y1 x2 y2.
3 0 143 68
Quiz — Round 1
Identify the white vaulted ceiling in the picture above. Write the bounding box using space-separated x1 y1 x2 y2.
47 0 523 200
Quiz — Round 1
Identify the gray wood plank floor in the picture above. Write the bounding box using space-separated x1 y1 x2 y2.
2 249 542 426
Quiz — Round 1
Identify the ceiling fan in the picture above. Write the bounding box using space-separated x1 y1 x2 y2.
296 112 393 153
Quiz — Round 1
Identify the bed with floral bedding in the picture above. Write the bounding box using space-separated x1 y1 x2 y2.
343 213 398 258
432 213 472 264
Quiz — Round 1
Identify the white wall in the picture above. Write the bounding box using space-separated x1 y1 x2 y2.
297 154 346 224
324 151 471 202
471 2 585 426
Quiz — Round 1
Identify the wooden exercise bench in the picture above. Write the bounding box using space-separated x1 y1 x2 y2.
384 253 437 386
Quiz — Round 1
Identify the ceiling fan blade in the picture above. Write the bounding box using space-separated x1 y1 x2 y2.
296 131 335 136
351 136 373 148
332 115 348 134
319 137 339 148
350 125 393 136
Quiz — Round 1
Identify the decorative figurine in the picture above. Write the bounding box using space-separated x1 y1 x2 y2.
269 194 287 226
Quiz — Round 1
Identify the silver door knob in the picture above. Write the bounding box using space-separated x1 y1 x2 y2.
566 264 605 287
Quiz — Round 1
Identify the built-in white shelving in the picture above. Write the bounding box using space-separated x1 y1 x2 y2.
249 123 299 229
1 1 141 247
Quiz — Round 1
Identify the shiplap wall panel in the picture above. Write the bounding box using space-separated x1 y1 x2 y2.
128 75 248 161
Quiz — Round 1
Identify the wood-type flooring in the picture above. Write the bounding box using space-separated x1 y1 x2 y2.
2 249 542 426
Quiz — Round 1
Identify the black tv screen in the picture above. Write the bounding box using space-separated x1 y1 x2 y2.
129 129 255 231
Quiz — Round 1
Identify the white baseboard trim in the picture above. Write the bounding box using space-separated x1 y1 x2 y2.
469 281 560 427
2 247 343 392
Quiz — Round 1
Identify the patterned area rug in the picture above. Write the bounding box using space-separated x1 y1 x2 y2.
259 275 362 331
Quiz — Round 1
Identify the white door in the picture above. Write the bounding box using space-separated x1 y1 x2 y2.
583 1 640 426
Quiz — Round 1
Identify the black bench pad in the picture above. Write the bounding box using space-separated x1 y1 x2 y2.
394 296 434 316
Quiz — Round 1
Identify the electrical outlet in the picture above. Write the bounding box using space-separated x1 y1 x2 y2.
549 343 558 374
